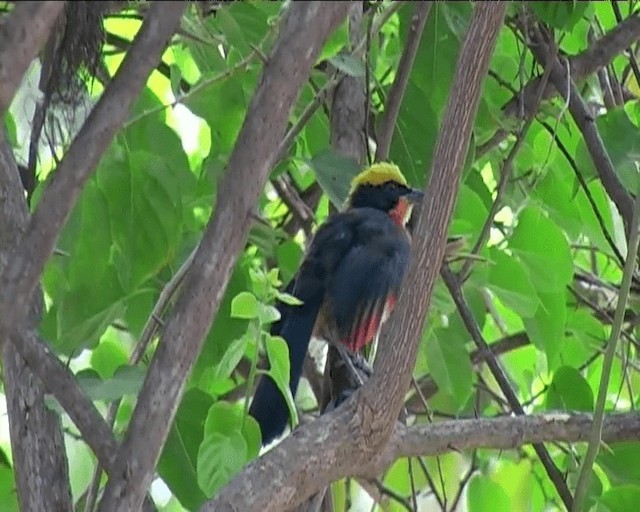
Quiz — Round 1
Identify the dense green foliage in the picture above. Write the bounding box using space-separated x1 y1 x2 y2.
2 2 640 511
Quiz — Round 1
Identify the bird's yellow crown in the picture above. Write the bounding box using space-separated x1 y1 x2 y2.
349 162 407 195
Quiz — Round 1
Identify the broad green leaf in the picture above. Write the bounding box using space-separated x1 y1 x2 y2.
425 328 473 407
599 443 640 486
258 303 281 325
276 291 303 307
230 291 259 319
98 150 184 291
52 266 127 353
530 1 591 31
510 206 573 294
487 248 539 318
266 334 298 427
90 336 129 380
468 476 511 512
451 185 489 239
193 265 250 382
329 54 366 78
196 402 261 497
546 366 594 412
214 334 250 382
307 149 361 208
276 240 303 285
523 291 566 369
158 389 212 510
75 366 146 402
0 464 18 512
599 485 640 512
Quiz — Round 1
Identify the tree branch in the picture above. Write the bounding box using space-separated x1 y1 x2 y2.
384 412 640 462
375 1 431 162
0 130 72 511
0 2 186 342
96 4 352 511
0 1 65 115
441 266 573 508
202 5 506 512
503 13 640 118
525 21 634 238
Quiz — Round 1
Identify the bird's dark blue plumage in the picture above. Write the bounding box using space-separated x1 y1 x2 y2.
249 167 421 444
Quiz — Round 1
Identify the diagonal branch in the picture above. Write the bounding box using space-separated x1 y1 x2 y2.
525 21 634 238
441 266 573 508
96 4 352 511
0 130 72 511
0 2 186 342
202 4 507 512
503 13 640 118
375 1 431 162
0 1 65 115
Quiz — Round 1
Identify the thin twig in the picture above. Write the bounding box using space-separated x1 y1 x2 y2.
441 266 574 509
573 188 640 511
375 2 431 162
459 61 550 280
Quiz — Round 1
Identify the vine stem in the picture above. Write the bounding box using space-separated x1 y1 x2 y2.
572 178 640 511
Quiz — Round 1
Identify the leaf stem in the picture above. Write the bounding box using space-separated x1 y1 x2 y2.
572 178 640 511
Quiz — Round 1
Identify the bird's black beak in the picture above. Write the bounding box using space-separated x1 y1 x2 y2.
405 188 424 204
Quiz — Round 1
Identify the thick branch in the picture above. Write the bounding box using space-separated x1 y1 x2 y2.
0 130 72 511
97 4 352 511
375 2 431 162
0 1 65 115
384 412 640 463
0 2 185 341
364 1 507 447
203 5 507 512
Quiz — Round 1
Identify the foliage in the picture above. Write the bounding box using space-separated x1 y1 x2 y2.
2 1 640 511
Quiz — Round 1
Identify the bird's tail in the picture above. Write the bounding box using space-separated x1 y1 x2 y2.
249 291 321 445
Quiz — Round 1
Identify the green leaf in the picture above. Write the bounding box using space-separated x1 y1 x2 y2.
196 402 261 497
599 443 640 486
530 1 591 30
276 291 303 306
523 291 567 369
0 464 18 512
329 54 366 78
258 303 281 325
266 334 298 427
230 291 259 319
510 206 573 294
307 149 361 208
75 366 146 402
487 248 539 318
468 475 511 512
90 337 129 380
158 389 212 510
599 485 640 512
215 334 250 382
545 366 594 412
425 328 473 407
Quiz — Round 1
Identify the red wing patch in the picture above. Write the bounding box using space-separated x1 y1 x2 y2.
342 295 397 352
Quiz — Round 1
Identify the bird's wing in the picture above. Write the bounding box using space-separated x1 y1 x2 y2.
326 208 410 352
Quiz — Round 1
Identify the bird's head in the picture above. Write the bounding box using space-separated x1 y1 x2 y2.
347 162 424 226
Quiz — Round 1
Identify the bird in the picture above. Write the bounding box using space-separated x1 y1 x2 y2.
249 162 423 444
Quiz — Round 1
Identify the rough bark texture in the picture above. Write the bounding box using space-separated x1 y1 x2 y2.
0 130 72 511
202 4 507 512
0 1 65 115
97 4 351 511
